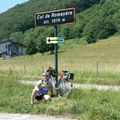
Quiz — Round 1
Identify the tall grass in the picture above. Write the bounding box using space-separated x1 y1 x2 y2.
74 71 120 85
69 89 120 120
0 71 120 119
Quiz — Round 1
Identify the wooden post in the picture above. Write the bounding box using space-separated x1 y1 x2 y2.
24 65 26 73
41 66 44 73
9 67 12 73
96 61 99 75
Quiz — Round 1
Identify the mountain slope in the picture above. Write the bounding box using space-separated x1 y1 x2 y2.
0 0 120 55
0 0 100 40
0 35 120 73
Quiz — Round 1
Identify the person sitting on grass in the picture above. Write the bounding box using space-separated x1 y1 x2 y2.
31 72 52 105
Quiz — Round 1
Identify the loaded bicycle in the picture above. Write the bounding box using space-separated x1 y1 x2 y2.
51 69 74 97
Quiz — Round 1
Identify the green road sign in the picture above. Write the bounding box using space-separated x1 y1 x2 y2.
58 37 64 44
46 37 64 44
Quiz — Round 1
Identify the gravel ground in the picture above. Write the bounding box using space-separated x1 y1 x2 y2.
0 113 73 120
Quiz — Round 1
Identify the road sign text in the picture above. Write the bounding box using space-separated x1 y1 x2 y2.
35 8 75 26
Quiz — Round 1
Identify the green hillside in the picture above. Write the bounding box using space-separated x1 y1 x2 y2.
0 35 120 70
0 0 120 54
0 0 100 40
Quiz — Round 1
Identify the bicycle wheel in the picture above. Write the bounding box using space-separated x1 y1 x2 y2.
58 79 72 97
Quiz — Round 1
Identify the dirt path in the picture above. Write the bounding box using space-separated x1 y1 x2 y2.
20 80 120 91
0 113 72 120
73 83 120 91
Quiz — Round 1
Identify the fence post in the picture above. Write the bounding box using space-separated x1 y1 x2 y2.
96 61 99 75
24 65 26 74
41 66 44 73
64 64 67 70
9 67 12 73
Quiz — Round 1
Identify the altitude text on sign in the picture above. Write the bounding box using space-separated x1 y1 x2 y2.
35 8 75 26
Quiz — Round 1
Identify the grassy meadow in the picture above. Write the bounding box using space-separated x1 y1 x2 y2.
0 36 120 119
0 71 120 120
0 36 120 85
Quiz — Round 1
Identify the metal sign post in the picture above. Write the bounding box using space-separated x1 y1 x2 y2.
54 26 59 96
35 8 76 97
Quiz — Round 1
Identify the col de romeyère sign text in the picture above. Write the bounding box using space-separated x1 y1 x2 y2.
35 8 75 26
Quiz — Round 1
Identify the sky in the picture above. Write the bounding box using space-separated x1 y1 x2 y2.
0 0 28 13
